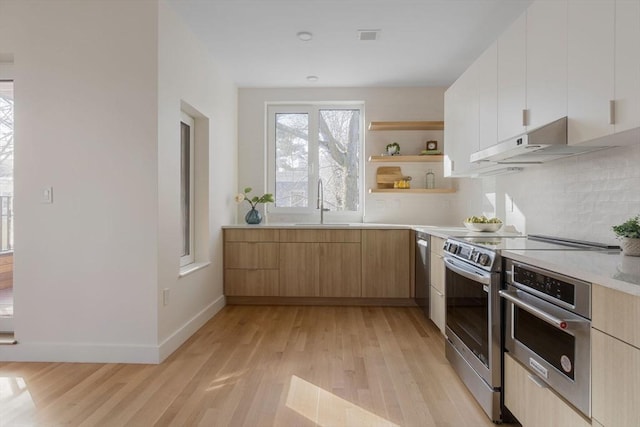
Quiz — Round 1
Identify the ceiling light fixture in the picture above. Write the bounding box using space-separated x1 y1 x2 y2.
306 75 319 82
358 29 380 41
297 31 313 41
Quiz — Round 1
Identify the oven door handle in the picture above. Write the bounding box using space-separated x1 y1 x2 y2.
444 257 491 286
499 290 588 330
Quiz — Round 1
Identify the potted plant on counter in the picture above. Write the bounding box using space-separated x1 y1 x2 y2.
235 187 274 224
612 215 640 256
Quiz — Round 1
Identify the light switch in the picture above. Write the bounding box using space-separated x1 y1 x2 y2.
41 187 53 204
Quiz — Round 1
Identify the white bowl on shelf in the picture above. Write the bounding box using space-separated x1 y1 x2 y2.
463 222 503 232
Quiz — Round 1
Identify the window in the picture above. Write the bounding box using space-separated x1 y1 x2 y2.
180 112 195 267
0 80 13 253
267 104 363 221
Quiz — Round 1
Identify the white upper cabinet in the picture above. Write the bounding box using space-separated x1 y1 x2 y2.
478 42 498 150
614 0 640 133
568 0 615 144
444 63 478 177
526 0 568 131
497 11 527 142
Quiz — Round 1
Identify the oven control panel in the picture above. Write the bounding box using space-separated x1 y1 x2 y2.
443 239 498 271
512 265 576 306
504 259 591 319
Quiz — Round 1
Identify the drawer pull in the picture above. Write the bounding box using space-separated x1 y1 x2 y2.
527 374 548 389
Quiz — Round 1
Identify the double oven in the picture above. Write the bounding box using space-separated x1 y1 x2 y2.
442 235 614 422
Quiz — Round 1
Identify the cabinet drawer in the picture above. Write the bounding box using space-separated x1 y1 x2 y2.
279 229 360 243
224 242 279 269
592 328 640 427
592 284 640 348
225 269 279 296
431 236 446 257
429 285 445 335
224 229 279 242
429 251 445 294
504 354 590 427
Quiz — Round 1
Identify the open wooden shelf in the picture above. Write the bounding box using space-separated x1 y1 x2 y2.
369 188 456 194
369 155 444 163
368 121 445 131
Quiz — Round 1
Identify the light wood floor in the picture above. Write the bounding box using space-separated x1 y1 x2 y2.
0 306 496 426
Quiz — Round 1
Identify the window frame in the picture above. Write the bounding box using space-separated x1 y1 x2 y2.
266 103 365 222
180 111 195 267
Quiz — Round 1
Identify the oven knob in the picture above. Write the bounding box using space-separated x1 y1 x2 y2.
479 254 491 266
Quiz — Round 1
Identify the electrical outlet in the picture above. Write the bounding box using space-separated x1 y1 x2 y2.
162 288 170 306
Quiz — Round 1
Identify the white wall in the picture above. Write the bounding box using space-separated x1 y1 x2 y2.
0 0 238 363
156 2 237 360
238 87 462 225
0 0 160 362
458 143 640 245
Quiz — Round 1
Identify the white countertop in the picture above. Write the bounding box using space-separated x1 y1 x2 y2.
503 249 640 297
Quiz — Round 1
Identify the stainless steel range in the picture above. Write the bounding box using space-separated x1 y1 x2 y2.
443 238 503 422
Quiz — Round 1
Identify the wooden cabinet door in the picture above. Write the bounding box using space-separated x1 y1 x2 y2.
526 0 568 130
429 286 445 334
361 230 410 298
592 328 640 427
504 354 590 427
319 243 361 297
568 0 615 144
279 243 319 297
614 0 640 133
429 249 446 334
497 11 527 142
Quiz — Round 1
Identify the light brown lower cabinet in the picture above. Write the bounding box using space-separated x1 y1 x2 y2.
224 229 280 296
429 246 446 334
591 284 640 427
279 230 361 297
504 353 590 427
224 228 411 301
361 229 410 298
592 328 640 427
429 285 445 333
225 269 279 296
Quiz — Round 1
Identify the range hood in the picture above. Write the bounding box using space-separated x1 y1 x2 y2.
470 117 607 164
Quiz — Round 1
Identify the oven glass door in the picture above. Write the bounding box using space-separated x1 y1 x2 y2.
445 261 489 368
514 307 575 380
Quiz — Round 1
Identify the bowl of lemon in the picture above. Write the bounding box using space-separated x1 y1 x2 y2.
464 216 503 232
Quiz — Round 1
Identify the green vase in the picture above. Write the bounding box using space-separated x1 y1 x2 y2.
245 207 262 224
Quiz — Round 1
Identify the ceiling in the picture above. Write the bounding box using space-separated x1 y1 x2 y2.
167 0 532 88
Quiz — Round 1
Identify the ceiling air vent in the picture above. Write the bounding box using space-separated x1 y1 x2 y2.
358 29 380 41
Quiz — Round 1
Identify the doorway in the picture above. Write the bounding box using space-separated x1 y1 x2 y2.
0 79 14 333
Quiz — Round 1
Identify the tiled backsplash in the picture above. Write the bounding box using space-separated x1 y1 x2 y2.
484 143 640 245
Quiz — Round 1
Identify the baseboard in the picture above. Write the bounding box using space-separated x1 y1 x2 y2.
0 340 160 364
157 294 226 362
0 295 227 364
226 296 417 307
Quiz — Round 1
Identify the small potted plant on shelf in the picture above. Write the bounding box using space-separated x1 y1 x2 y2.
235 187 274 225
385 142 400 156
612 215 640 256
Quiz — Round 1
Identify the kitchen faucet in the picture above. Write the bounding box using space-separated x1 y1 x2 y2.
317 178 329 224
